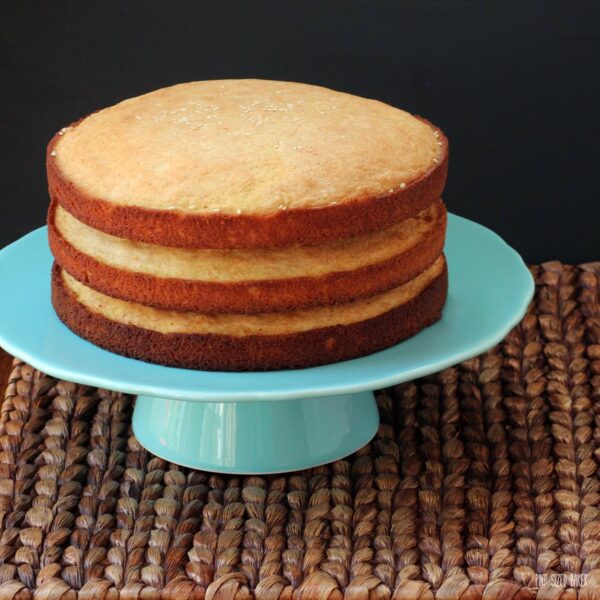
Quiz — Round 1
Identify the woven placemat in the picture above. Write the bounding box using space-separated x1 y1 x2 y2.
1 261 600 599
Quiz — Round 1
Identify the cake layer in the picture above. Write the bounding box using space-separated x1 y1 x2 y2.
48 79 448 249
49 200 446 312
59 258 445 335
52 258 447 370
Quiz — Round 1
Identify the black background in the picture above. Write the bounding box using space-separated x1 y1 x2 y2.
2 1 599 263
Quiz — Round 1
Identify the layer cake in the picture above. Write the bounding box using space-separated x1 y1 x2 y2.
47 79 449 370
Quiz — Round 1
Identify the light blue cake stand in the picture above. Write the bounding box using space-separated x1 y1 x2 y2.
0 215 534 474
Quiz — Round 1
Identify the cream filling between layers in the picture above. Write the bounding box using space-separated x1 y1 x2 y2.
61 256 444 336
54 201 444 282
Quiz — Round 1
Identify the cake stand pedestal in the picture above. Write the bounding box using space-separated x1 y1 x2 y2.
133 392 378 473
0 214 534 474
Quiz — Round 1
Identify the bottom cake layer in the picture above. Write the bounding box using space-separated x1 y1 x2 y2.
51 259 448 370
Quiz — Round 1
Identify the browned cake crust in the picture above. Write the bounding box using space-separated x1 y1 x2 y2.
48 201 446 313
46 121 448 250
51 262 448 371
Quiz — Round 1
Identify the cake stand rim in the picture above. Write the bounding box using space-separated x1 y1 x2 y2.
0 214 534 402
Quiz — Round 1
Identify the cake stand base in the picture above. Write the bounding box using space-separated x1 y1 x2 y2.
132 391 379 474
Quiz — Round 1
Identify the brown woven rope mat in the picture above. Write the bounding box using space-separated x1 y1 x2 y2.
1 261 600 600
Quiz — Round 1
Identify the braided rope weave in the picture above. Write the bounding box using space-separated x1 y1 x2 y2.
1 262 600 599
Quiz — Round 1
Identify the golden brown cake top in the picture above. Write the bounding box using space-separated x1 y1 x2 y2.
51 79 444 216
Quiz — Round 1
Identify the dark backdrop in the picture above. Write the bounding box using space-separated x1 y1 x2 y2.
2 1 599 263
